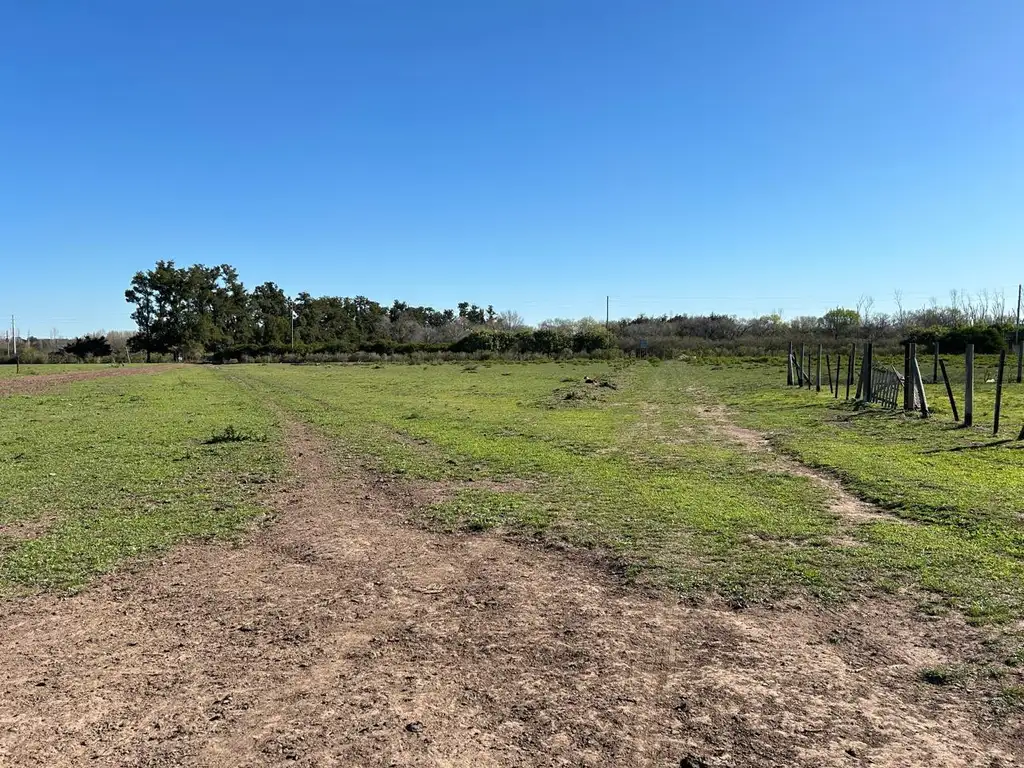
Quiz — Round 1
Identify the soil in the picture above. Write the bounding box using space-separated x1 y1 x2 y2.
0 419 1020 767
0 366 177 397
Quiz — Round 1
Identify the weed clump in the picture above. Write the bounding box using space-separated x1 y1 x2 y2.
205 425 254 444
919 665 966 686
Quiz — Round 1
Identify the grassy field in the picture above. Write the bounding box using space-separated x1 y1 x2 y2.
0 367 282 591
701 356 1024 623
3 358 1024 637
235 361 834 599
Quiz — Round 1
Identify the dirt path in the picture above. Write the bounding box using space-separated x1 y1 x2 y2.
697 402 898 526
0 365 178 397
0 419 1019 767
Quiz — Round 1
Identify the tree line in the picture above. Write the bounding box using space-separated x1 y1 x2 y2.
121 262 1019 361
616 290 1021 358
123 260 616 361
7 264 1016 363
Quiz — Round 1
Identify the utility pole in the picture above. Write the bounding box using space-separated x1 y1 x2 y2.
11 315 16 357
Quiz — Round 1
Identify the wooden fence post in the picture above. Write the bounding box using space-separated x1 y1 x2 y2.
787 342 794 385
847 344 855 400
816 345 822 392
1017 340 1023 385
825 354 833 394
964 344 974 428
799 344 805 385
865 343 874 402
903 343 913 412
807 350 813 390
933 342 939 384
910 342 918 410
834 353 841 399
855 344 866 399
912 354 929 418
905 346 913 411
994 349 1006 435
939 359 959 422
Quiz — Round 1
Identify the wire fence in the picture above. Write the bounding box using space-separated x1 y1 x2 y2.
786 341 1024 437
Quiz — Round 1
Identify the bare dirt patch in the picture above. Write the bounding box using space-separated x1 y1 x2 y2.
0 420 1019 766
0 516 54 543
0 365 179 397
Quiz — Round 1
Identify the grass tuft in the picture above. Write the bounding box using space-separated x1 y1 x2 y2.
920 665 967 686
204 425 257 444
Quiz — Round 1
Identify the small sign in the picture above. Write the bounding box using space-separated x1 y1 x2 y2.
639 339 648 350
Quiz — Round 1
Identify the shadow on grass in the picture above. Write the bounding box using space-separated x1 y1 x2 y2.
922 439 1013 454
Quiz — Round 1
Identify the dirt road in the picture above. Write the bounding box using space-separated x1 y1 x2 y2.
0 420 1019 766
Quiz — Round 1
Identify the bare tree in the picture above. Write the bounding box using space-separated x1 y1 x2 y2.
856 294 875 325
106 330 137 361
497 310 526 330
962 291 979 324
992 288 1008 324
977 289 991 323
947 290 962 325
539 318 578 333
893 290 905 328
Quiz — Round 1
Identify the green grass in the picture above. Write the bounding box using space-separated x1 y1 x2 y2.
698 358 1024 624
4 357 1024 639
230 362 852 600
0 367 282 591
219 359 1024 627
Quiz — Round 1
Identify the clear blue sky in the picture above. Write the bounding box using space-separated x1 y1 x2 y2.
2 1 1023 336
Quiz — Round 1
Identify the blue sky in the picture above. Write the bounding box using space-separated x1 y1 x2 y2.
2 1 1023 336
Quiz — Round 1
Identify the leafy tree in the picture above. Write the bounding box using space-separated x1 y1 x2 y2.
458 302 487 325
250 282 291 345
820 307 860 338
125 260 190 360
63 334 112 360
125 261 252 359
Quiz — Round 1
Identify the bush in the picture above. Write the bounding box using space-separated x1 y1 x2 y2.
906 324 1010 354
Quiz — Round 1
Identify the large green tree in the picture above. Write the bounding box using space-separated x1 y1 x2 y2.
250 282 291 345
125 262 252 358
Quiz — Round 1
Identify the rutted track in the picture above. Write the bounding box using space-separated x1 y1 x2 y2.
0 410 1019 766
